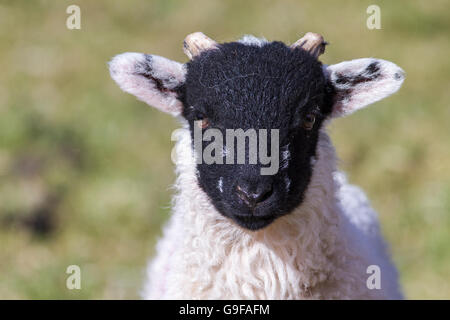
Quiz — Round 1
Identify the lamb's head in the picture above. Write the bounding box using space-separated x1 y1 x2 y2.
109 32 404 231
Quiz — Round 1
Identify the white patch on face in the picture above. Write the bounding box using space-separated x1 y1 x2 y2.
310 156 317 166
280 147 290 170
217 177 224 193
221 146 228 158
284 176 291 192
282 149 290 161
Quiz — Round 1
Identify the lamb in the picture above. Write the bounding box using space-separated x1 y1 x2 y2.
108 32 405 299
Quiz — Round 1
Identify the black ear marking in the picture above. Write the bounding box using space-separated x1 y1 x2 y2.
365 61 379 75
132 55 170 94
335 62 381 87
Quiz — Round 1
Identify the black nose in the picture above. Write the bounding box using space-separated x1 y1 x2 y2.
236 182 273 207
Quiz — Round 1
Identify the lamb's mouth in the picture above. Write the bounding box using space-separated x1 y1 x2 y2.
230 213 276 231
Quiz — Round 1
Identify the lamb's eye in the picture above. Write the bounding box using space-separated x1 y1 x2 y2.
302 113 316 130
196 117 210 129
192 110 210 129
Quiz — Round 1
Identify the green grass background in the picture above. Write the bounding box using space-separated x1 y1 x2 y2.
0 0 449 299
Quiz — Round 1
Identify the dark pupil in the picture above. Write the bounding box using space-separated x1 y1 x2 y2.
303 114 315 130
306 114 315 123
195 111 204 120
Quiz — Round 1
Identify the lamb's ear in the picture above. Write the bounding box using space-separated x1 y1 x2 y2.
324 58 405 118
109 53 186 116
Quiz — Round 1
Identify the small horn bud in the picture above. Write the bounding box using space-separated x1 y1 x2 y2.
291 32 327 58
183 32 218 59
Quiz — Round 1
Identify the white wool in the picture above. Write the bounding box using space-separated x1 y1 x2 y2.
142 125 402 299
217 177 224 193
238 35 268 47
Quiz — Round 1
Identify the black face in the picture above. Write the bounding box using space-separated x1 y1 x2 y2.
178 41 333 230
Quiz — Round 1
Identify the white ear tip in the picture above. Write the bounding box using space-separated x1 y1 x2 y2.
109 52 144 76
379 59 405 78
394 68 405 81
382 60 405 91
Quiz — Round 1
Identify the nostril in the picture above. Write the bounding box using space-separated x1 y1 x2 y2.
236 185 251 206
255 184 273 203
236 183 273 207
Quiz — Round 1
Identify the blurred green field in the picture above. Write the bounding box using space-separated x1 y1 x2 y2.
0 0 449 299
